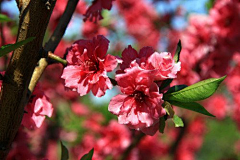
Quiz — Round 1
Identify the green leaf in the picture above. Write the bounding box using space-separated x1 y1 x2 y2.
0 14 12 22
205 0 215 11
159 79 173 91
173 40 182 63
80 148 94 160
159 117 166 133
166 85 188 94
163 76 226 102
60 141 69 160
169 101 215 117
0 37 35 57
172 115 184 127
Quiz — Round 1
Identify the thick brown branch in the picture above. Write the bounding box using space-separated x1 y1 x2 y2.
0 1 56 159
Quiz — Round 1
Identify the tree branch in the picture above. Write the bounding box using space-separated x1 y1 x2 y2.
29 0 80 94
48 52 68 66
0 1 56 159
44 0 80 52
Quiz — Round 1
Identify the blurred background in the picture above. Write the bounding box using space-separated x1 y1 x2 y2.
1 0 240 159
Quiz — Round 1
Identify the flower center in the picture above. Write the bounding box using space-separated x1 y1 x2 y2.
85 60 99 72
132 91 145 103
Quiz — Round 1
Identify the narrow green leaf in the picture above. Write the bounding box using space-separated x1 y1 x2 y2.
159 79 173 91
162 101 174 118
166 85 188 94
80 148 94 160
174 40 182 63
169 101 215 117
0 14 12 22
163 76 226 102
60 141 69 160
172 115 184 127
159 117 166 133
0 37 35 57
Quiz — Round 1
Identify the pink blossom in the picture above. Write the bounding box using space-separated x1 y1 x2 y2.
21 86 53 129
145 52 181 81
181 14 214 64
117 0 160 48
119 45 154 73
109 66 166 135
136 132 169 159
71 102 90 116
203 94 228 120
82 21 108 39
209 0 240 39
84 0 115 22
72 120 131 160
119 46 181 81
7 127 36 160
61 35 119 97
94 120 131 159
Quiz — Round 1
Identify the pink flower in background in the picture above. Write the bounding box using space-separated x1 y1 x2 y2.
7 127 35 160
175 118 206 160
84 0 115 22
181 14 214 70
71 102 90 116
21 86 53 129
109 66 166 135
61 35 119 97
116 0 160 48
82 21 108 39
209 0 240 38
94 120 131 159
203 94 228 120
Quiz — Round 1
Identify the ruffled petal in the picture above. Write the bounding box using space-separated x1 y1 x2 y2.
108 94 128 114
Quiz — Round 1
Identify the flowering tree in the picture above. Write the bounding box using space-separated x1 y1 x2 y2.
0 0 239 159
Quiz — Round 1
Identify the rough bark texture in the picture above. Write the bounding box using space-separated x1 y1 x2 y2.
0 0 56 159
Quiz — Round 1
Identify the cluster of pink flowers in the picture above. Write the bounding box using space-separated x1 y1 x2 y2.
71 120 131 160
61 35 181 135
109 46 180 135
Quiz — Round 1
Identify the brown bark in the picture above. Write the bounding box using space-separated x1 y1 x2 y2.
0 0 56 159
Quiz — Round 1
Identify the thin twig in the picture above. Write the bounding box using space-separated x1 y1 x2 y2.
109 77 118 86
48 52 68 66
